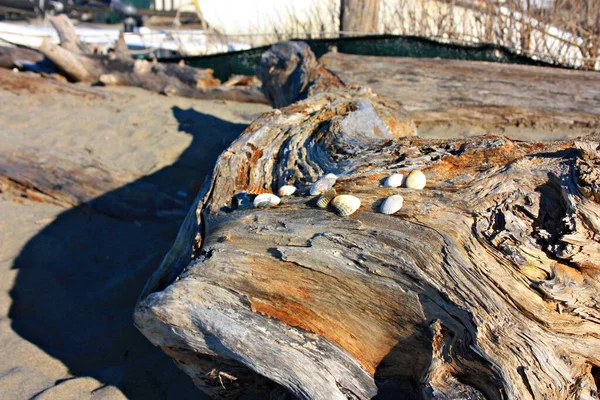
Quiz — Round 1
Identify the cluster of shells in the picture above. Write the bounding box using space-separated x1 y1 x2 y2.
237 169 427 218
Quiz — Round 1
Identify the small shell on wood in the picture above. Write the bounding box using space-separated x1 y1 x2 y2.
380 195 404 215
405 170 426 190
278 185 297 196
316 189 337 209
309 174 338 195
331 194 361 217
247 187 272 195
384 173 404 188
253 193 281 208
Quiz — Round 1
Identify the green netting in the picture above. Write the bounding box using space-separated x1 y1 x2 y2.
165 35 554 82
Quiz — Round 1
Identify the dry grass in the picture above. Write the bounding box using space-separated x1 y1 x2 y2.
205 0 598 70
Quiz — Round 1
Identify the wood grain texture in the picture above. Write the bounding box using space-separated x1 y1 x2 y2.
135 43 600 399
320 52 600 136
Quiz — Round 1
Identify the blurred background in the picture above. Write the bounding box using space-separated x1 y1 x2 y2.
0 0 598 70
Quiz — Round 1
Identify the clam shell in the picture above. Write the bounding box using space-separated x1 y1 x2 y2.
278 185 297 196
253 193 281 208
380 195 404 214
405 170 426 190
309 174 338 195
316 189 337 209
331 194 361 216
384 173 404 188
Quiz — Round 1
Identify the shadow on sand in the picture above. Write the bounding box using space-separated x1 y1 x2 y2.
9 107 248 398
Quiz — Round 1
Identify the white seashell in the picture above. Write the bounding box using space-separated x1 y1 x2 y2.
278 185 297 196
331 194 361 216
316 189 337 209
309 174 337 195
253 193 281 208
405 170 426 190
384 173 405 188
380 195 404 215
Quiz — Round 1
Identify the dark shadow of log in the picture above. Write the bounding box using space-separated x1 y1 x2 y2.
7 108 248 398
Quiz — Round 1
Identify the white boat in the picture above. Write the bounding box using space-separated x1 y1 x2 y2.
0 21 251 56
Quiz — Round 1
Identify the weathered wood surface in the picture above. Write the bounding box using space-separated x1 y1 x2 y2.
0 67 110 98
0 45 45 69
0 149 189 220
135 43 600 399
33 16 267 103
257 41 345 108
48 15 89 54
320 52 600 137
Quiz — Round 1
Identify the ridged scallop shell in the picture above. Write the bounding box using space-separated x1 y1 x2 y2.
278 185 297 196
253 193 281 208
246 187 272 195
384 173 404 188
309 174 337 195
316 189 337 209
380 195 404 215
331 194 361 216
405 170 426 190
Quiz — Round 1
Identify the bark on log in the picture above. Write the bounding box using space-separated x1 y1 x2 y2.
134 43 600 399
340 0 380 36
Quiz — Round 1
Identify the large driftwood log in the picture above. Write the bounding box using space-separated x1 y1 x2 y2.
134 43 600 399
34 16 266 103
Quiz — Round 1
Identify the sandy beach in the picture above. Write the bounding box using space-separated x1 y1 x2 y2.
0 69 270 399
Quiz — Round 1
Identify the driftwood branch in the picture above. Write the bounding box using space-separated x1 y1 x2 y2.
39 38 100 82
33 16 267 103
134 42 600 399
47 14 89 54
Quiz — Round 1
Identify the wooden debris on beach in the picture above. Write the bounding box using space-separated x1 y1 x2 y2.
134 41 600 399
15 15 267 103
0 45 45 69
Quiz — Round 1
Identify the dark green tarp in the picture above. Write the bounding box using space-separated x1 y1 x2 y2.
161 35 557 81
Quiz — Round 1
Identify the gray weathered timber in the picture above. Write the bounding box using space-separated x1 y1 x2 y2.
135 43 599 399
32 16 266 103
257 41 345 108
319 52 600 136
